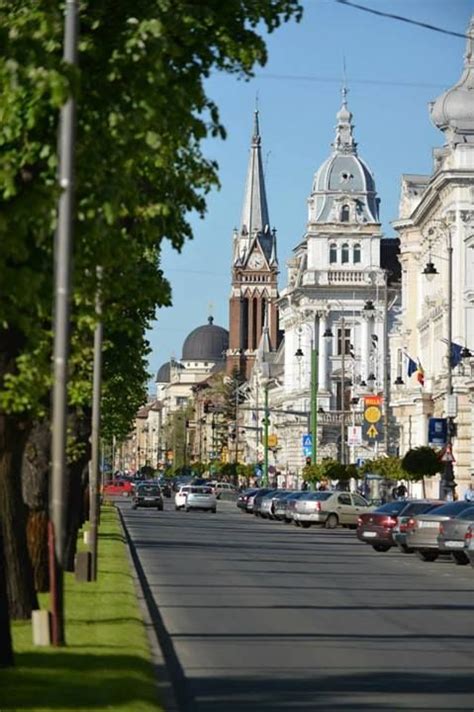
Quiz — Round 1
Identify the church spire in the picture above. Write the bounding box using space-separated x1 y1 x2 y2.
240 109 270 236
333 86 357 155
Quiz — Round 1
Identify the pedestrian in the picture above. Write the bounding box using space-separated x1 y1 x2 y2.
464 483 474 502
396 483 408 500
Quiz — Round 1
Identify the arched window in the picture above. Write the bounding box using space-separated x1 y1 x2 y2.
341 204 350 222
329 243 337 264
353 243 361 263
341 243 349 264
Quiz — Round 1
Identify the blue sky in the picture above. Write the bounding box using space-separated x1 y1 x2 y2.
147 0 473 384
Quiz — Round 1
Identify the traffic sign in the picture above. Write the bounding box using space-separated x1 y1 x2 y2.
428 417 447 446
267 433 278 448
347 426 362 446
440 444 456 463
363 397 384 443
302 433 312 457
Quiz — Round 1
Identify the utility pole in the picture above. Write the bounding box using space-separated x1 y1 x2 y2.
50 0 79 647
310 313 320 465
383 270 390 455
89 267 103 582
340 313 346 465
263 384 269 486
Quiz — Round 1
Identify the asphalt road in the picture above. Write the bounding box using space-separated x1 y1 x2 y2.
119 498 474 712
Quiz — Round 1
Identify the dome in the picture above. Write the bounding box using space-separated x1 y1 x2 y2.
155 359 183 383
309 95 379 224
181 317 229 361
430 18 474 142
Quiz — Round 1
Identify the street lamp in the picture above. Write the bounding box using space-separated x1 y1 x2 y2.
297 317 320 466
323 317 347 464
422 220 454 499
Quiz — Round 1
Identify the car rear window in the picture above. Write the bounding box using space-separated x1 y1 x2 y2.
456 507 474 520
190 487 212 494
400 501 441 516
138 485 160 495
374 501 408 515
426 501 473 516
305 492 332 501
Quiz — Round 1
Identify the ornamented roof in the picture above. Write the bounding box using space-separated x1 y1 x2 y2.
309 89 379 224
430 17 474 144
181 317 229 361
155 359 184 383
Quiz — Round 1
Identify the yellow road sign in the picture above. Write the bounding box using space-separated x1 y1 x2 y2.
267 434 278 448
364 406 381 424
366 424 379 438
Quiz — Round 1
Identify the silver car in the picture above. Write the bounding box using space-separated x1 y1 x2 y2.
405 501 473 561
291 490 372 528
184 486 217 513
437 506 474 565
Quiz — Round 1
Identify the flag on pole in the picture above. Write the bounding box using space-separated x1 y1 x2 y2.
441 339 464 368
406 353 417 378
416 360 425 386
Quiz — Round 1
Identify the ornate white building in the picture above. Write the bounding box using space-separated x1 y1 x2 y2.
390 18 474 497
245 91 401 476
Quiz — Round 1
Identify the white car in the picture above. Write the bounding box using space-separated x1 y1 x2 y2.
184 486 217 513
175 485 191 510
213 482 237 498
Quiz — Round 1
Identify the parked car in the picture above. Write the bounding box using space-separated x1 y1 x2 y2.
275 491 307 522
405 500 474 561
464 526 474 567
437 506 474 565
131 482 164 511
254 489 279 516
260 490 290 519
392 500 444 553
357 499 443 552
236 488 259 512
213 482 238 499
184 486 217 513
102 478 133 497
291 491 372 528
246 488 274 513
175 485 192 510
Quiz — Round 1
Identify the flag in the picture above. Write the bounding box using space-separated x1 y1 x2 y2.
349 343 355 359
441 339 464 368
406 353 417 378
371 334 378 349
416 360 425 386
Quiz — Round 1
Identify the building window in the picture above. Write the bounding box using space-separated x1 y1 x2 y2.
176 397 188 407
397 348 403 379
353 243 361 263
337 327 351 356
341 205 350 222
341 243 349 263
329 243 337 264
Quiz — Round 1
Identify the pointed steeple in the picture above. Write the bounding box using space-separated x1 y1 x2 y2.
333 86 357 155
240 109 270 236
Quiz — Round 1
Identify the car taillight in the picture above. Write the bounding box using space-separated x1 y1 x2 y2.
357 516 363 526
386 517 397 528
464 527 473 542
439 523 445 535
406 517 417 530
315 502 321 512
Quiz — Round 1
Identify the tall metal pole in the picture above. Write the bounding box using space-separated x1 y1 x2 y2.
383 270 390 455
263 384 269 486
50 0 79 647
89 267 103 582
310 314 320 465
340 314 346 465
444 227 455 499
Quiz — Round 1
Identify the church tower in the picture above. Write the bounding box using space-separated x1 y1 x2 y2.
227 111 279 378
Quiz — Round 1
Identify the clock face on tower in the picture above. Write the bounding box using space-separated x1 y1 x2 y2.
248 252 265 270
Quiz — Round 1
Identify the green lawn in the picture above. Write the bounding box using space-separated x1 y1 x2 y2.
2 506 164 712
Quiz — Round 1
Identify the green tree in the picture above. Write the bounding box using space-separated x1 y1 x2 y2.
401 447 442 482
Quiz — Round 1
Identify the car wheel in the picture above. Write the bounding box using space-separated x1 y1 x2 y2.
211 508 217 513
293 520 301 527
416 549 439 562
325 513 339 529
372 544 391 552
300 522 312 529
283 518 291 525
175 506 180 511
451 551 469 566
185 507 190 512
397 544 413 554
131 504 137 510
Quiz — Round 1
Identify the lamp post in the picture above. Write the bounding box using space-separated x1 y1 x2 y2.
323 311 347 464
296 315 320 466
423 220 455 499
263 382 269 486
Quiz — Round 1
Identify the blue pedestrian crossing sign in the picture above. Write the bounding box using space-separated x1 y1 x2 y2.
302 434 312 457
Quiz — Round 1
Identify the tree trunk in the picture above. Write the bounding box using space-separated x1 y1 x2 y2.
22 420 51 592
0 525 14 666
63 410 91 572
0 413 38 619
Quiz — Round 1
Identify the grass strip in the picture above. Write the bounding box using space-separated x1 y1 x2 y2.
2 505 164 712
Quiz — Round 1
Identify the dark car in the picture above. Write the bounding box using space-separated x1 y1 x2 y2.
236 488 259 512
356 500 439 552
131 483 164 511
437 506 474 565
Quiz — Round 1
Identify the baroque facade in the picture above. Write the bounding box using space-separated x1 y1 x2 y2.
390 18 474 497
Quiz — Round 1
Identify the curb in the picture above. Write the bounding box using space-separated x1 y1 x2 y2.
116 505 186 712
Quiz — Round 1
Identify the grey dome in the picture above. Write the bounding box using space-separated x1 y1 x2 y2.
155 359 183 383
182 317 229 361
430 18 474 143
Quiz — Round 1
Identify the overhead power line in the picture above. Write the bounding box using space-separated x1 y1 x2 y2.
255 72 446 90
334 0 468 40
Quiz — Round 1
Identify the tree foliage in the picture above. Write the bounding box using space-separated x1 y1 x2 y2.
401 447 442 481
